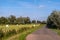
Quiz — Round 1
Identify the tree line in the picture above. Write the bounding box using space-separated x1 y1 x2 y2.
0 15 45 24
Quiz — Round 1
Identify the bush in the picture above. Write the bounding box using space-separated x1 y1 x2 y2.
47 10 60 29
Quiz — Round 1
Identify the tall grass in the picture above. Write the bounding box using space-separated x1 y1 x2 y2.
9 24 45 40
19 24 44 40
0 24 42 40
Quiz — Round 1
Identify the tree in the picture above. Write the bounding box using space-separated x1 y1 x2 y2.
16 16 24 24
0 17 8 24
32 20 36 24
37 20 41 24
0 15 32 24
41 21 46 24
24 17 31 24
8 15 16 24
16 17 31 24
47 10 60 29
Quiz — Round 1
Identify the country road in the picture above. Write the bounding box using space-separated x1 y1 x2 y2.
26 26 60 40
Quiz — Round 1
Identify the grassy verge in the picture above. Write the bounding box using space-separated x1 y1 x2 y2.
51 29 60 35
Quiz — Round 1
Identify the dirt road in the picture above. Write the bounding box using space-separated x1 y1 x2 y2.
26 26 60 40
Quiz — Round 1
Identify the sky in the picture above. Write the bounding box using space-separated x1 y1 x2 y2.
0 0 60 21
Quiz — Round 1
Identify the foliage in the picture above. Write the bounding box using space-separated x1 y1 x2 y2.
8 15 16 24
0 15 32 24
0 17 8 24
32 20 36 23
16 16 24 24
41 21 47 24
37 20 41 24
47 10 60 29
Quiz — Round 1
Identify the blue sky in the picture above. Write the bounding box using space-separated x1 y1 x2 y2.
0 0 60 21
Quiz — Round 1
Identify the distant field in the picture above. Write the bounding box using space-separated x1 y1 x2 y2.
0 24 45 40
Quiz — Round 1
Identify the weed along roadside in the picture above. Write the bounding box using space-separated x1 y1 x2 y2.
0 24 44 40
5 24 45 40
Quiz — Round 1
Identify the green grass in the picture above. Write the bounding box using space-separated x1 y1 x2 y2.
19 29 37 40
51 29 60 35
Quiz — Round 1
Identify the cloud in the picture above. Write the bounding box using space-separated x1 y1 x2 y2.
39 5 45 8
48 1 52 3
17 1 46 9
17 1 45 8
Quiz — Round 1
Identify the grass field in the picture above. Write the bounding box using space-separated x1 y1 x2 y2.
0 24 45 40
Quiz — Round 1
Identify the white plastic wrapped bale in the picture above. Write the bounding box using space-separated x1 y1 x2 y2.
33 24 36 27
6 25 9 27
16 24 18 26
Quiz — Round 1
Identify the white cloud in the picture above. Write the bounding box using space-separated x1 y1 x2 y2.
48 1 52 3
39 5 45 8
17 1 46 8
